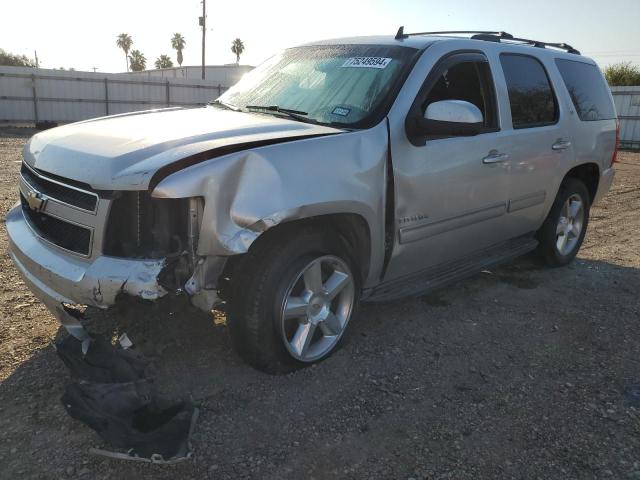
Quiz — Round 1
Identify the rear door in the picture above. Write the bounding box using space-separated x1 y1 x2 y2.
554 58 618 175
494 52 575 235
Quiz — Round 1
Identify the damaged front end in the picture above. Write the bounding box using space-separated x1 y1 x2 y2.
103 192 225 311
6 177 226 349
8 187 209 461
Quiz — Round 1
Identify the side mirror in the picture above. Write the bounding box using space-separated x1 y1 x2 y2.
422 100 483 137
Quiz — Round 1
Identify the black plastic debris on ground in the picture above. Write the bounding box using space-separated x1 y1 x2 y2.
56 335 197 463
56 334 146 383
62 381 196 460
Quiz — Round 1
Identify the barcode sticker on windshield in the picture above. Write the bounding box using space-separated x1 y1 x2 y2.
341 57 392 69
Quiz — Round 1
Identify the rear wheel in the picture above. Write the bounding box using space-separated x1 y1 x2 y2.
536 178 590 267
227 225 359 373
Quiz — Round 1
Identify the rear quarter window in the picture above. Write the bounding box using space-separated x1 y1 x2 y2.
555 59 616 121
500 54 558 129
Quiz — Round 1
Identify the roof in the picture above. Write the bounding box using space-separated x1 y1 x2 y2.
299 35 438 50
299 33 594 64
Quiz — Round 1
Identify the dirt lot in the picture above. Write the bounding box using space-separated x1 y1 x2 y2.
0 128 639 480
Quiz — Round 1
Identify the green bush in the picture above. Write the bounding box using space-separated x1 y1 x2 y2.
604 62 640 87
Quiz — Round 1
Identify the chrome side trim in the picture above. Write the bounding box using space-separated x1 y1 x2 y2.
507 190 546 213
399 202 507 244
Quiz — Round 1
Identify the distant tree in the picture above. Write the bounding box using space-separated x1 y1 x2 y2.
171 33 186 67
116 33 133 72
604 62 640 86
128 50 147 71
231 38 245 64
0 49 36 67
155 54 173 69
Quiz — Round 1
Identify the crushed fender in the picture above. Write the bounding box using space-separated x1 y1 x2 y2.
57 335 198 462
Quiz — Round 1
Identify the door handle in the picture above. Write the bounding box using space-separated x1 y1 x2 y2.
482 151 510 164
552 139 572 150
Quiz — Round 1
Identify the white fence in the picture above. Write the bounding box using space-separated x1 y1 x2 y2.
0 66 229 124
126 65 253 83
611 86 640 150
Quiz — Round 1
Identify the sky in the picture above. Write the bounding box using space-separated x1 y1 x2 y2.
2 0 639 73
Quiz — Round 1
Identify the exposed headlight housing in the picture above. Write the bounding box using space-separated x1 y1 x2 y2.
103 192 194 258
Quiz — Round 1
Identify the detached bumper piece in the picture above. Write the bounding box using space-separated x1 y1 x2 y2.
62 382 197 462
57 335 147 383
56 335 198 463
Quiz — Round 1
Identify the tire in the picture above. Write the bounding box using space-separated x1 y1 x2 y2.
536 177 590 267
226 224 360 374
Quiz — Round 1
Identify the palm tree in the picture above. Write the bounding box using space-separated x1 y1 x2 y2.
171 33 186 67
128 50 147 72
155 54 173 69
231 38 245 65
116 33 133 72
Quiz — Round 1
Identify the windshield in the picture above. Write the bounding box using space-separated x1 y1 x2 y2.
216 44 418 128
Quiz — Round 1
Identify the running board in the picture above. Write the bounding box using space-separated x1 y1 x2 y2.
364 235 539 303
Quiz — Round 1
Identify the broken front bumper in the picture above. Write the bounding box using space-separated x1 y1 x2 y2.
6 204 167 326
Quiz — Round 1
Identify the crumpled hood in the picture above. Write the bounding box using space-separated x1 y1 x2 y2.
24 106 342 190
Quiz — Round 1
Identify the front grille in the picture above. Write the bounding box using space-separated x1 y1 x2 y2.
21 194 92 256
21 163 98 212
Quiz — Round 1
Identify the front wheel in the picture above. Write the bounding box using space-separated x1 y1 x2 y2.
536 177 590 267
279 255 355 363
227 225 359 374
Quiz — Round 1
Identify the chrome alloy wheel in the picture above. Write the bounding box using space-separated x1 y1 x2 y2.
555 194 585 256
279 255 355 362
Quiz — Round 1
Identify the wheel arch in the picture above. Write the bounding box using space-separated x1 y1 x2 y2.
219 212 373 300
562 162 600 204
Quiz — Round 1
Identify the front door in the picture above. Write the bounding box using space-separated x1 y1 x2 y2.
385 51 512 281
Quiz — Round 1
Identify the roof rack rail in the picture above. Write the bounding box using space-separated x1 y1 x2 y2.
394 27 580 54
394 27 513 40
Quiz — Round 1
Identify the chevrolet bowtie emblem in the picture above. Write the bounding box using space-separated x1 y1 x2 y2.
26 190 47 212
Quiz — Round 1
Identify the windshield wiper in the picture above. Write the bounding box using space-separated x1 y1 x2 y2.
209 99 241 111
245 105 315 123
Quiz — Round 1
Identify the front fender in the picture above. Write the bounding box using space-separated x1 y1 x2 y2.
152 122 389 286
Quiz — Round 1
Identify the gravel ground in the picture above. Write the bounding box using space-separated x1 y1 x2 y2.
1 128 639 480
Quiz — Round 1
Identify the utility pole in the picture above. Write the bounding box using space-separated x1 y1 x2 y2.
34 50 39 68
200 0 206 80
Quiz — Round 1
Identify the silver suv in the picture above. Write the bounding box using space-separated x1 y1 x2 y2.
7 30 618 373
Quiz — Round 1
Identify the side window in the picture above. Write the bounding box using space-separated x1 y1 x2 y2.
500 54 558 129
555 59 616 121
422 60 498 131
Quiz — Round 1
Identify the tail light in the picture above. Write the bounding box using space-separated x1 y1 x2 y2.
611 118 620 166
